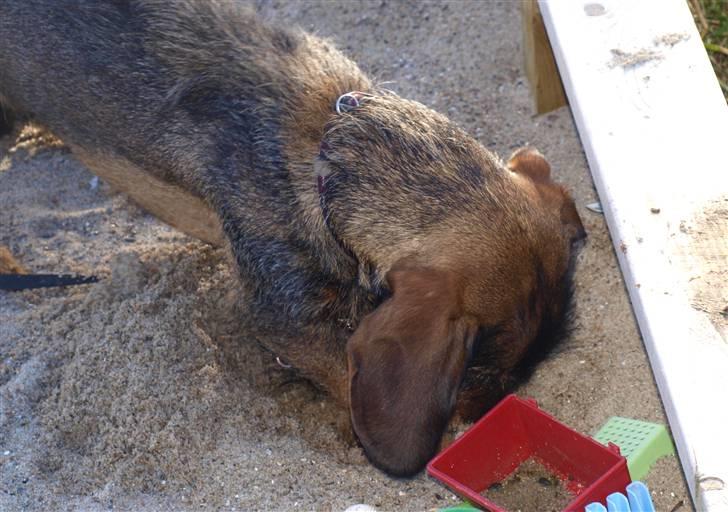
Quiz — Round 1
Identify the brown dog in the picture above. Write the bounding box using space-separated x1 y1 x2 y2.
0 1 585 476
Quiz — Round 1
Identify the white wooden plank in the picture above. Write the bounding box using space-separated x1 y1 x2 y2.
538 0 728 509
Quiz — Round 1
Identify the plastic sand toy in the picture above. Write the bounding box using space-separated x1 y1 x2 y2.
585 481 656 512
593 417 675 481
439 481 656 512
428 395 632 512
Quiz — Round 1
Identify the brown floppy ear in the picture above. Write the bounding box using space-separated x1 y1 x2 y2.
507 147 551 183
347 266 477 477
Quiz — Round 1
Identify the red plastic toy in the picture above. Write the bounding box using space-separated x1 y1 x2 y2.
427 395 631 511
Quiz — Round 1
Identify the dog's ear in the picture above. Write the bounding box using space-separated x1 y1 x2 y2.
507 147 551 183
347 266 477 476
508 147 586 244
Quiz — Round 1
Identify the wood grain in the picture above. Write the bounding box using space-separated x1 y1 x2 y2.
521 0 568 114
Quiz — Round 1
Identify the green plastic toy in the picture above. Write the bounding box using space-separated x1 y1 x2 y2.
439 504 479 512
593 417 675 481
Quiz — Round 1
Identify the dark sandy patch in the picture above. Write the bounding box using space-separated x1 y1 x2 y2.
482 458 572 512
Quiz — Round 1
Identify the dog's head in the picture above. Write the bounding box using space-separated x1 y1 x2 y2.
317 94 585 476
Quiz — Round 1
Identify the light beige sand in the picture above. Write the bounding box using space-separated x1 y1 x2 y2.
0 1 691 511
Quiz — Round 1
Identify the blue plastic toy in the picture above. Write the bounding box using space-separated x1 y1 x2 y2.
584 481 655 512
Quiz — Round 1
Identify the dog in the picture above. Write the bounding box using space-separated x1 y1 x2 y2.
0 0 586 477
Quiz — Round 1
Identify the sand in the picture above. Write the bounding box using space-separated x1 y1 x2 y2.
482 458 572 512
0 1 692 511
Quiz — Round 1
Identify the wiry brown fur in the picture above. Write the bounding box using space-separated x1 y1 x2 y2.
0 1 585 476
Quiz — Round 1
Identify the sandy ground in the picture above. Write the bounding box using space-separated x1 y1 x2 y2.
0 1 693 511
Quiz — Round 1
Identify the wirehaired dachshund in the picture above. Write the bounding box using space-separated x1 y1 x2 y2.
0 0 586 476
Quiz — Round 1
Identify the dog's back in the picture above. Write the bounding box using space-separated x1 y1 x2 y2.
0 1 367 246
0 1 225 241
1 2 156 155
1 2 276 154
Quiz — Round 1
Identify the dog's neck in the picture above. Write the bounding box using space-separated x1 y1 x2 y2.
314 92 374 263
278 80 375 268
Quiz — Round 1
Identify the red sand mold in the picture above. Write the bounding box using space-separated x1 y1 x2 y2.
428 395 631 512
